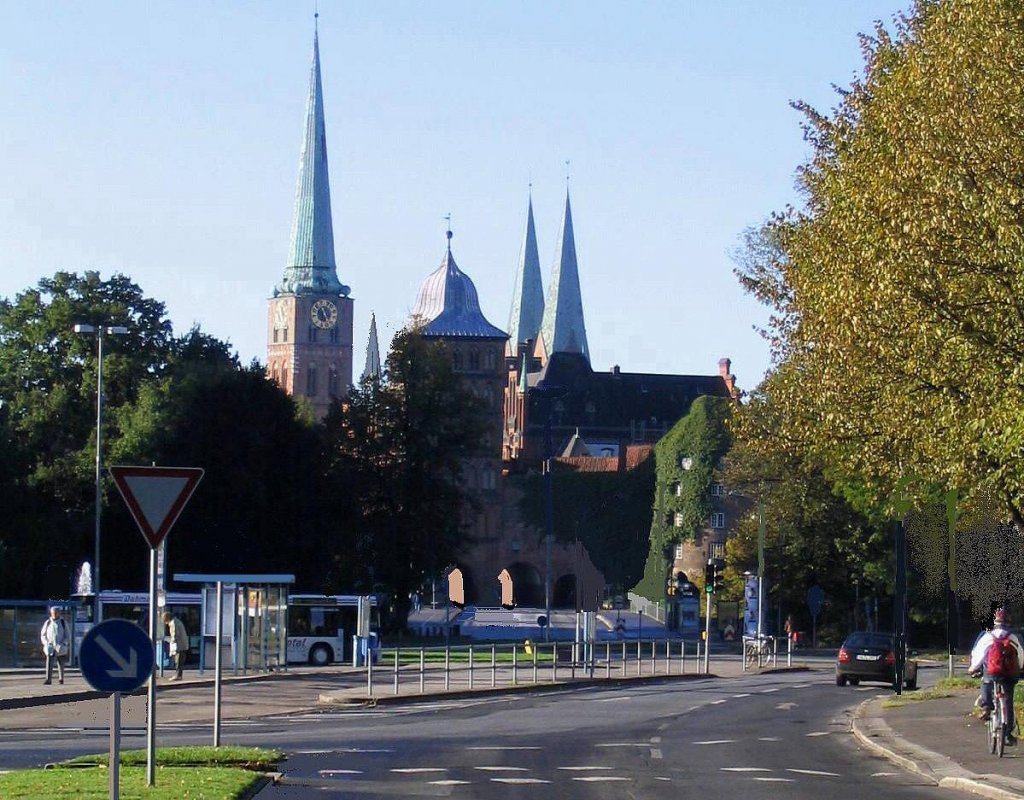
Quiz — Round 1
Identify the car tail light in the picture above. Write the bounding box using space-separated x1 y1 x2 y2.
884 651 896 665
838 647 850 663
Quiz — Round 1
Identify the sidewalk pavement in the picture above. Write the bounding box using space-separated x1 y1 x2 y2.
7 656 1024 800
853 686 1024 800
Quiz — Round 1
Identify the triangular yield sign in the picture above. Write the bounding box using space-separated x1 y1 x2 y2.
109 466 204 549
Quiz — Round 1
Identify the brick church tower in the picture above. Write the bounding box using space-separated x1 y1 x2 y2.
267 25 353 419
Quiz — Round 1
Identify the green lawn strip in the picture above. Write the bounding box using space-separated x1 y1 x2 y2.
59 746 282 771
378 649 554 666
0 765 263 799
882 676 1024 730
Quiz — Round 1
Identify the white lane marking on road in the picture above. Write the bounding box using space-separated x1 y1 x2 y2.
651 749 663 759
558 766 613 771
710 699 727 705
775 702 797 710
336 747 394 753
655 776 671 781
733 693 752 698
658 722 670 731
688 705 701 712
793 683 811 688
491 777 551 784
391 768 447 773
429 780 471 785
806 731 830 737
721 767 772 772
467 746 541 751
650 736 662 743
597 743 650 748
755 777 796 782
296 749 331 754
871 772 899 777
475 766 530 772
693 740 736 745
573 776 632 782
598 696 631 702
760 688 780 693
758 737 782 742
788 768 840 777
319 770 363 776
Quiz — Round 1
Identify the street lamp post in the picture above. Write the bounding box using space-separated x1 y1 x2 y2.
74 323 128 623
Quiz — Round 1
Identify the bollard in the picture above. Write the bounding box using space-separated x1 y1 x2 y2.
680 640 685 675
533 642 538 684
552 643 558 682
490 644 496 688
469 645 474 690
393 647 400 696
367 648 374 698
606 642 611 679
444 646 450 691
512 644 518 686
787 634 792 668
636 640 642 677
419 648 425 694
621 640 627 677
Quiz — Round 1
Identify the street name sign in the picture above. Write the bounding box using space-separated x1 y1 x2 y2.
109 466 204 549
80 619 154 694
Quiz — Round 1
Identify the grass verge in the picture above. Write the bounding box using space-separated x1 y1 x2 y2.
60 746 282 770
0 746 282 800
0 766 264 799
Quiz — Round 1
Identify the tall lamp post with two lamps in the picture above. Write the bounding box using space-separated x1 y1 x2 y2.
73 323 128 623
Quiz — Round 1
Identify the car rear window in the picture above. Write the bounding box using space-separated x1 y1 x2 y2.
845 633 893 649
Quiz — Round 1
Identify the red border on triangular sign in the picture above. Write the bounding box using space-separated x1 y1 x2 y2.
109 466 204 549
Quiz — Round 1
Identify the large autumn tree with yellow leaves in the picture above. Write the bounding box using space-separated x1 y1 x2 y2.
737 0 1024 522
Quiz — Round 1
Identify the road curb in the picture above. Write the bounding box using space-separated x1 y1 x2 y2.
851 697 1024 800
0 671 289 711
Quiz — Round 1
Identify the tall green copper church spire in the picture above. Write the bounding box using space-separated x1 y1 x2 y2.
277 25 349 297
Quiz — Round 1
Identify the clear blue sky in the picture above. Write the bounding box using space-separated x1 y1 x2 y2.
0 1 907 389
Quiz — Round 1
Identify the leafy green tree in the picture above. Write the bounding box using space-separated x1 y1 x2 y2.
110 334 336 591
0 271 173 596
321 328 489 627
724 384 894 641
735 1 1024 522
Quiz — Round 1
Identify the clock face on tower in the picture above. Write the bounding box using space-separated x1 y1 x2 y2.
311 299 338 330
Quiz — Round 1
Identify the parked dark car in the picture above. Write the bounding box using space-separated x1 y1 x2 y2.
836 631 918 689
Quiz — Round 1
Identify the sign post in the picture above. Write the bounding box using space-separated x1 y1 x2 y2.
80 619 155 800
109 465 203 787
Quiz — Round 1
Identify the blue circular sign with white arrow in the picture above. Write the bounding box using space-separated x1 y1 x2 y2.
80 619 154 694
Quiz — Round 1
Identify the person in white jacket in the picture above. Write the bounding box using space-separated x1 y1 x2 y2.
40 606 69 685
969 607 1024 745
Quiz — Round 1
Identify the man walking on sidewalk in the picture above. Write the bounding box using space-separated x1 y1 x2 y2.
40 607 68 685
162 611 190 681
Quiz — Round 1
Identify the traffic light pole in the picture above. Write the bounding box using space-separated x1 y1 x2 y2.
703 590 711 674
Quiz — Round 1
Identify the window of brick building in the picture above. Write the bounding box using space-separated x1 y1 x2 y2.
307 363 317 396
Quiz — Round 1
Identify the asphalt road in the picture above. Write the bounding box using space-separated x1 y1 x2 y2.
0 669 968 799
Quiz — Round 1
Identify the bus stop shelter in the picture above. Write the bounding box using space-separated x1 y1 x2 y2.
174 574 293 674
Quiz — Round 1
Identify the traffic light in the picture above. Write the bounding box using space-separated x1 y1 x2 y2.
714 567 725 594
704 562 715 594
666 579 676 597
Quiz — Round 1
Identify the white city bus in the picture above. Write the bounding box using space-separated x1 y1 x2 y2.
286 594 378 665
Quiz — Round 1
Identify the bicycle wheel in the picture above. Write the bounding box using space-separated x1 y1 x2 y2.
991 718 999 754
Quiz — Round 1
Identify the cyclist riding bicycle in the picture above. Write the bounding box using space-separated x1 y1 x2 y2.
968 607 1023 746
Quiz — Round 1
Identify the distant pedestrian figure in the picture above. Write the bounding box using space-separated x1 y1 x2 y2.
411 592 421 613
162 611 190 681
615 618 626 639
784 615 795 642
40 606 69 685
